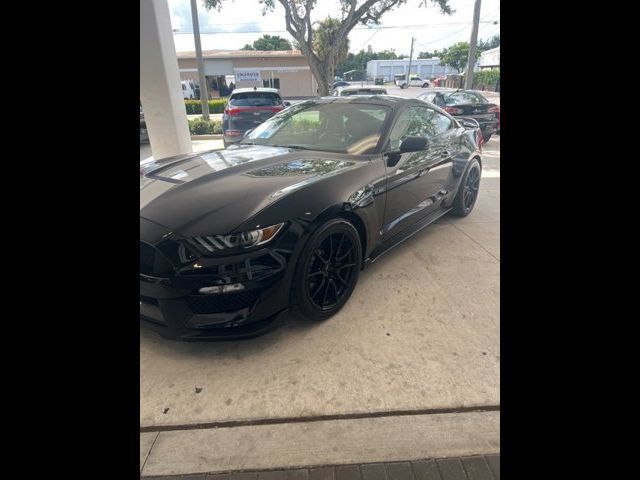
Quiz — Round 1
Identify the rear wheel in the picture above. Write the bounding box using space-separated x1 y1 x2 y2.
422 83 429 88
483 133 492 143
291 219 362 321
451 159 481 217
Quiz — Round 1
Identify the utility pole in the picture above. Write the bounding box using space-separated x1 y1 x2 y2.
465 0 482 90
406 37 415 87
190 0 209 120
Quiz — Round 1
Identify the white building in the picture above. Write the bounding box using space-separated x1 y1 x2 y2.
478 46 500 70
366 58 458 81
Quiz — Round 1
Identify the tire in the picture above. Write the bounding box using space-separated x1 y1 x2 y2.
401 83 407 89
483 133 492 143
291 218 362 321
223 139 229 148
451 158 481 217
422 83 429 88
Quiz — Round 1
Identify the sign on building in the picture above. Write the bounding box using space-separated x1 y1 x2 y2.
234 69 261 83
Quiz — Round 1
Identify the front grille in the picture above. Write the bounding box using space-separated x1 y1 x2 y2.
187 290 258 314
140 242 155 275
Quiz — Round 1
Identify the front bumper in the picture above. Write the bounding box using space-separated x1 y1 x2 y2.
140 223 303 340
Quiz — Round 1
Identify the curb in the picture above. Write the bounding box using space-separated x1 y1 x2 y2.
191 134 223 140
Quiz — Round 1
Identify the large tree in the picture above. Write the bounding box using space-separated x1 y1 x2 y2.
241 34 293 51
478 34 500 52
312 17 350 84
204 0 452 95
438 41 478 73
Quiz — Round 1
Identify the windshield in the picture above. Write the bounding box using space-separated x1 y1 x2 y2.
444 91 488 105
229 92 282 107
242 101 390 154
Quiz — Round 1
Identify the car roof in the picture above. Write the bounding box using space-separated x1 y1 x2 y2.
339 86 387 91
315 95 413 106
231 87 280 94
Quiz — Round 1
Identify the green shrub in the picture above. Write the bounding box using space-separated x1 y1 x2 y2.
472 69 500 90
188 117 223 135
184 98 227 114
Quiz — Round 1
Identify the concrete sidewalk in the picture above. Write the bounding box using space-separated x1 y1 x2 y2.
140 411 499 477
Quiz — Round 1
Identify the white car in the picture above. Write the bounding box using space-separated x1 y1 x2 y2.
181 80 197 99
333 85 388 96
394 75 430 89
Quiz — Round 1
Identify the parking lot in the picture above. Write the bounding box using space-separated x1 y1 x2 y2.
140 114 500 474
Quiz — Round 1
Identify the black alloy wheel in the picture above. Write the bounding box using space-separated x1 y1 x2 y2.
451 159 481 217
292 219 362 320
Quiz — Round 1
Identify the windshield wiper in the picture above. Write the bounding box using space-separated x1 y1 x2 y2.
278 144 311 150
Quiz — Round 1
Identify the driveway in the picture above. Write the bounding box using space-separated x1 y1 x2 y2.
140 138 499 418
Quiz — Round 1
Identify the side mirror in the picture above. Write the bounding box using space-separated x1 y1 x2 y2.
399 136 428 153
283 101 291 107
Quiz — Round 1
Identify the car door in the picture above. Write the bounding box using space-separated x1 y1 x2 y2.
382 105 455 240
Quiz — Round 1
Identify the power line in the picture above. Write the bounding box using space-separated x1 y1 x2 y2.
172 20 500 35
412 9 499 49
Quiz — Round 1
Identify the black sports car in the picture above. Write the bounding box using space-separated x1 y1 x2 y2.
140 96 483 340
417 89 500 143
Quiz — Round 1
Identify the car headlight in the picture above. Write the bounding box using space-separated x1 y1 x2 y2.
182 223 285 257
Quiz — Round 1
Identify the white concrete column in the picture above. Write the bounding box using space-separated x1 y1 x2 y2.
140 0 192 160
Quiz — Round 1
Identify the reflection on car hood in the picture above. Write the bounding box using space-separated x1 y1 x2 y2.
140 145 359 237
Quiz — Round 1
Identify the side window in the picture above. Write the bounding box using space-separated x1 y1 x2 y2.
435 112 453 134
388 108 418 151
388 106 446 150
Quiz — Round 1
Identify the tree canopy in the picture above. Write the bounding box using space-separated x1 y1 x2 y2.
240 34 293 51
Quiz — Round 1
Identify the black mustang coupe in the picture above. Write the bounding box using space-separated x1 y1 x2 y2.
140 96 483 340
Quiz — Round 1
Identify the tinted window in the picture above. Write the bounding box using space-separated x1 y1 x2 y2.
243 101 390 154
388 106 444 150
229 92 283 106
435 112 452 133
420 93 438 104
444 92 488 105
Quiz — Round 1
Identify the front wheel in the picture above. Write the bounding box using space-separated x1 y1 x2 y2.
401 83 407 89
483 133 492 143
291 218 362 321
451 159 481 217
422 83 429 88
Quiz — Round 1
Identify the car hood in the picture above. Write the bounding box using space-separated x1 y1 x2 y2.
140 145 361 237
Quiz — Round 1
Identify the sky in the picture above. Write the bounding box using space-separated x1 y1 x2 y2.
168 0 500 56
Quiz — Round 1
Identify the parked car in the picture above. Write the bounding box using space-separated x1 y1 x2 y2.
333 85 388 96
181 80 197 99
394 74 430 89
140 96 482 340
331 81 350 91
222 87 291 147
417 89 499 142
